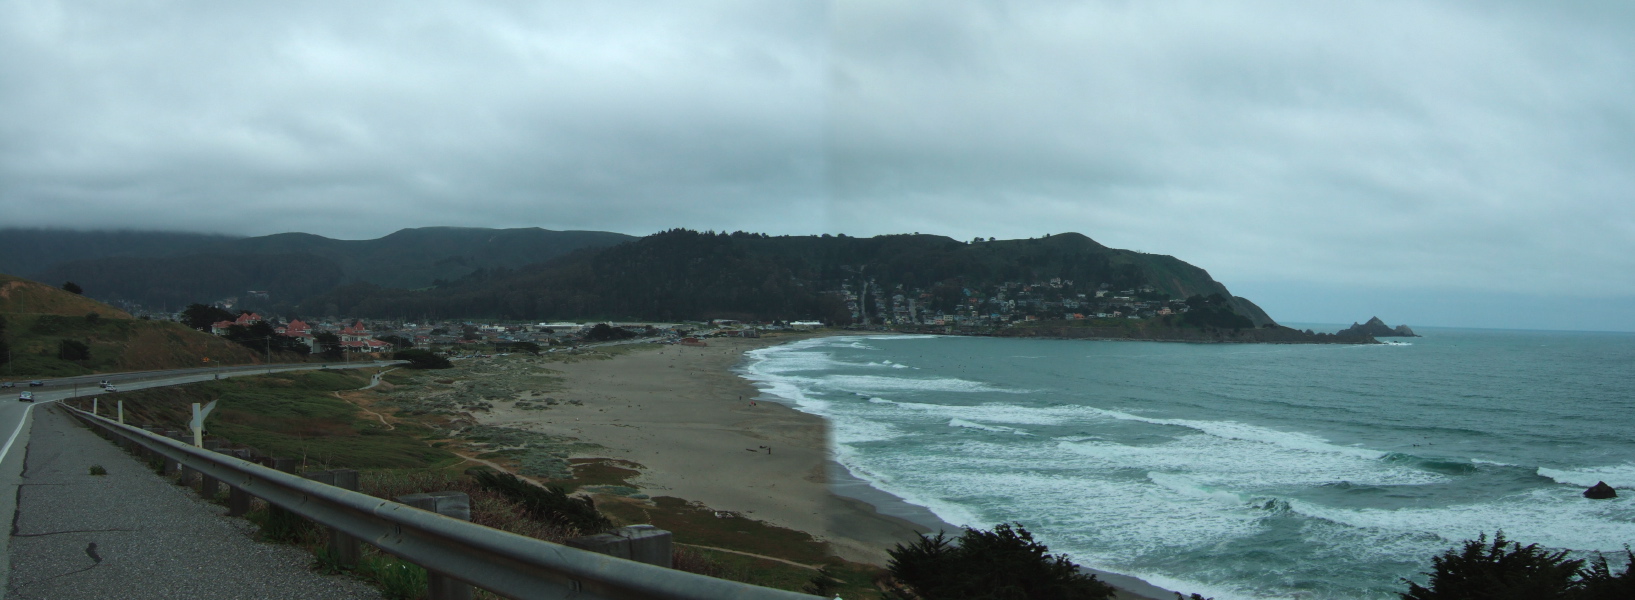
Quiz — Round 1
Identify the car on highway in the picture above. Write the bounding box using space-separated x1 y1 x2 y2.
99 380 111 388
104 385 118 392
18 391 33 402
1 381 12 388
28 380 44 387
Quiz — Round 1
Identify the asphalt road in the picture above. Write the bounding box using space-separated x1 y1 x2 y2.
0 360 400 597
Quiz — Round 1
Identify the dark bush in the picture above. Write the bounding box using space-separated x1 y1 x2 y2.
393 349 451 369
886 522 1115 600
467 469 610 535
1575 547 1635 600
57 339 91 361
584 323 636 342
1401 532 1584 600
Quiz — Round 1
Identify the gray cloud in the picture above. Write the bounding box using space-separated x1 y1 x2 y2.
3 1 1632 327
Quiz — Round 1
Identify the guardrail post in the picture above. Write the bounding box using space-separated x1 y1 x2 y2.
567 525 675 568
265 458 301 528
226 455 256 517
162 431 185 476
304 469 362 568
200 441 223 500
398 492 474 600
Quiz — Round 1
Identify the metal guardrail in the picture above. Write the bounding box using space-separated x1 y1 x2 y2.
58 403 823 600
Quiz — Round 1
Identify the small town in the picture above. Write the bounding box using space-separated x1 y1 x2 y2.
830 278 1195 326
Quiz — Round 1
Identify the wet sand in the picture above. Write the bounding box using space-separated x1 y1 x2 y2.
475 335 1166 599
475 335 928 564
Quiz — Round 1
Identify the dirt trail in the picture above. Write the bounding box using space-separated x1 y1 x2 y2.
335 368 399 430
674 543 822 571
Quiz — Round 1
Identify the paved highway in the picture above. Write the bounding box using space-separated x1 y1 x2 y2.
0 360 400 595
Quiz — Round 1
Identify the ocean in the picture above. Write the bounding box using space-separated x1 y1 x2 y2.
739 328 1635 599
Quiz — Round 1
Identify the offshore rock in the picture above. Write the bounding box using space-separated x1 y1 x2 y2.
1584 481 1617 499
1337 316 1420 338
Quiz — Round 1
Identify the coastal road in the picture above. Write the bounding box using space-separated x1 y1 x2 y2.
0 360 400 596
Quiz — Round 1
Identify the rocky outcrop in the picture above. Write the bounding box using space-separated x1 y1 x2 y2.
1585 481 1617 499
1337 317 1419 338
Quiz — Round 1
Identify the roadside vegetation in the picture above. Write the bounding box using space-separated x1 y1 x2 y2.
0 274 268 377
71 363 889 598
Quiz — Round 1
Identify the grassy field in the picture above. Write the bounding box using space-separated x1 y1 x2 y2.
2 273 273 377
84 369 456 469
3 313 271 378
85 361 891 597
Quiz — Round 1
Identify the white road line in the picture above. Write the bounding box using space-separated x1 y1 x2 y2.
0 402 44 464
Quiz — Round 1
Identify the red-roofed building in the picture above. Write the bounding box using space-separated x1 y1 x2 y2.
337 320 393 352
209 312 263 336
276 318 318 352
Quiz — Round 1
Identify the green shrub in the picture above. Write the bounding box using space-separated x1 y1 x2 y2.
1578 547 1635 600
468 469 610 535
1399 532 1631 600
886 522 1114 600
394 349 452 369
359 555 428 600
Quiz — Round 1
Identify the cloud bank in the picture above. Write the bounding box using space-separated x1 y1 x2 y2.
3 1 1631 327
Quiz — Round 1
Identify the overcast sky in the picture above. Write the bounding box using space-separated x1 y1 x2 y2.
3 1 1632 330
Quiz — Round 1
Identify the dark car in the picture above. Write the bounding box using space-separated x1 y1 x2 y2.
18 391 33 402
28 380 44 387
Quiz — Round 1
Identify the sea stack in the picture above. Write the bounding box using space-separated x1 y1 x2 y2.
1584 481 1617 499
1337 317 1420 338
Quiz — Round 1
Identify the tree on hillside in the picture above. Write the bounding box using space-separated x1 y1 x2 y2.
0 315 10 368
314 331 343 360
497 341 541 354
222 322 310 357
57 339 91 361
376 334 414 350
394 348 451 369
886 523 1115 600
62 281 82 294
182 303 234 331
584 323 635 342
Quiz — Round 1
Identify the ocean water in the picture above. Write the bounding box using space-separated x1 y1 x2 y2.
740 329 1635 599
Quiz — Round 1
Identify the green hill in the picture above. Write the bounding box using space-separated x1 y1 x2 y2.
0 274 263 378
21 227 635 311
299 229 1277 326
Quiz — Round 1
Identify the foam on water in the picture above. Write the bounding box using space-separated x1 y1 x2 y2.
738 331 1635 599
947 418 1029 435
1537 463 1635 488
1084 407 1388 461
1286 490 1635 551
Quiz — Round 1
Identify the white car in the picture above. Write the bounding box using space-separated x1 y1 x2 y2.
18 391 33 402
104 385 117 392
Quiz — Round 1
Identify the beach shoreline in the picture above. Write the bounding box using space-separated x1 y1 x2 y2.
473 332 1168 599
472 333 930 566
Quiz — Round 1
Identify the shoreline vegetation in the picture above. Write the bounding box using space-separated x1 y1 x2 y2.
72 333 926 597
894 320 1397 344
68 331 1635 599
74 331 1176 598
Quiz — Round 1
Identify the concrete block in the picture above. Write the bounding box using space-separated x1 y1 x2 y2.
397 492 473 600
567 525 673 568
305 469 361 568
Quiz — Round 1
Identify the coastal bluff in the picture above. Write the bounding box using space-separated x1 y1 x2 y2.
1337 317 1419 338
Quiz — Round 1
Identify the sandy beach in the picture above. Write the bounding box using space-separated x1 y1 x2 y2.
470 334 1166 599
472 335 929 565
